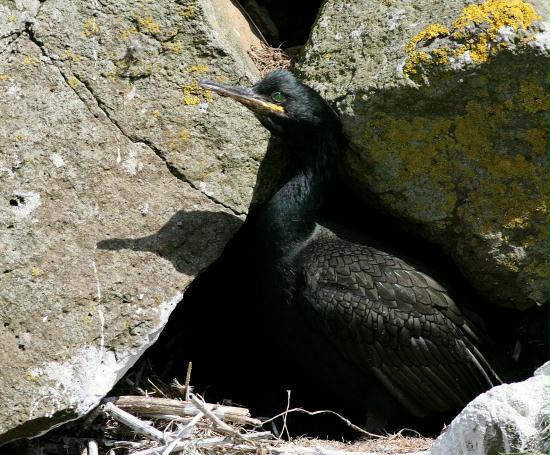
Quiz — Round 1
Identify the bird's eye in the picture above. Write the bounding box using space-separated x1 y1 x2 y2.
271 92 286 103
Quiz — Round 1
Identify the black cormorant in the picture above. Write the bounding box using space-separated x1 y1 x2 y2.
199 70 502 431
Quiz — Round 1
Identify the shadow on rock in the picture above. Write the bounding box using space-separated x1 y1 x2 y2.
96 209 243 276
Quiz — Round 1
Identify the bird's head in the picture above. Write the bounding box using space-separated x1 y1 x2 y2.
200 70 341 143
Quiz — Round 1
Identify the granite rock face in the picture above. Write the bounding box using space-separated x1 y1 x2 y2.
297 0 549 309
0 0 269 445
431 362 550 455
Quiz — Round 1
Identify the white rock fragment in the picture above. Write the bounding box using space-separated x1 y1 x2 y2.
121 149 143 175
350 27 364 39
531 22 549 52
431 362 550 455
49 153 66 168
199 180 214 197
198 102 209 113
6 82 22 98
139 202 149 216
125 84 136 101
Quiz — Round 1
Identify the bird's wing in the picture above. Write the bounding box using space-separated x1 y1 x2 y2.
296 236 500 417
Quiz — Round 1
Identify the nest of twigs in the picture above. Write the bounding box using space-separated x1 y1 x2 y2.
85 383 433 455
11 366 434 455
248 43 295 76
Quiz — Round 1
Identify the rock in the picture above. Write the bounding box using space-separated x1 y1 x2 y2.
242 0 280 44
431 362 550 455
0 0 270 445
297 0 549 309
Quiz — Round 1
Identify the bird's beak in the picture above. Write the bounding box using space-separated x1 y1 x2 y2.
199 79 285 116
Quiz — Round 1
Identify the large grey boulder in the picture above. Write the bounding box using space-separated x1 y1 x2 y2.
0 0 269 445
297 0 549 309
431 362 550 455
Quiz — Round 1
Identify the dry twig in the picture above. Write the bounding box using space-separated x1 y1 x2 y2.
103 401 166 443
110 395 261 427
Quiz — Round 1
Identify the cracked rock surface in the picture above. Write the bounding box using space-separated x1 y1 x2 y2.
297 0 549 310
0 0 269 444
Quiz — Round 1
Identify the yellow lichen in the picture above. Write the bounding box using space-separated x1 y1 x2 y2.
503 216 530 229
360 82 547 242
183 94 200 106
181 2 198 19
120 26 138 41
322 52 333 60
164 40 184 53
23 56 39 66
26 373 39 382
182 80 205 105
453 0 540 32
518 78 549 113
67 75 79 89
83 17 100 37
189 65 208 74
403 50 431 75
522 128 547 151
405 23 450 53
15 134 24 141
31 266 42 277
404 0 542 75
8 15 16 23
431 48 451 65
104 67 118 81
138 16 161 34
180 128 190 141
361 112 458 223
62 48 81 63
151 109 161 119
404 24 449 74
453 0 540 62
0 73 8 81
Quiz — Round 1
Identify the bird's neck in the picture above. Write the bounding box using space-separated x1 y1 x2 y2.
255 134 340 258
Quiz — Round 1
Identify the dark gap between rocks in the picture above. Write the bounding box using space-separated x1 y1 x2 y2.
237 0 324 52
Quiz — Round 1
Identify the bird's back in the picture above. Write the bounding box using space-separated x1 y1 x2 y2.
286 229 502 419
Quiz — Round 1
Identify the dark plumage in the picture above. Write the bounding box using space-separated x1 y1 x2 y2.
199 70 502 430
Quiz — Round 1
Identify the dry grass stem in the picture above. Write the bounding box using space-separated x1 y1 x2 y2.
248 43 294 76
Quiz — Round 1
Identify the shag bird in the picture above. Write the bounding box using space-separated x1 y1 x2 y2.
199 70 502 430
